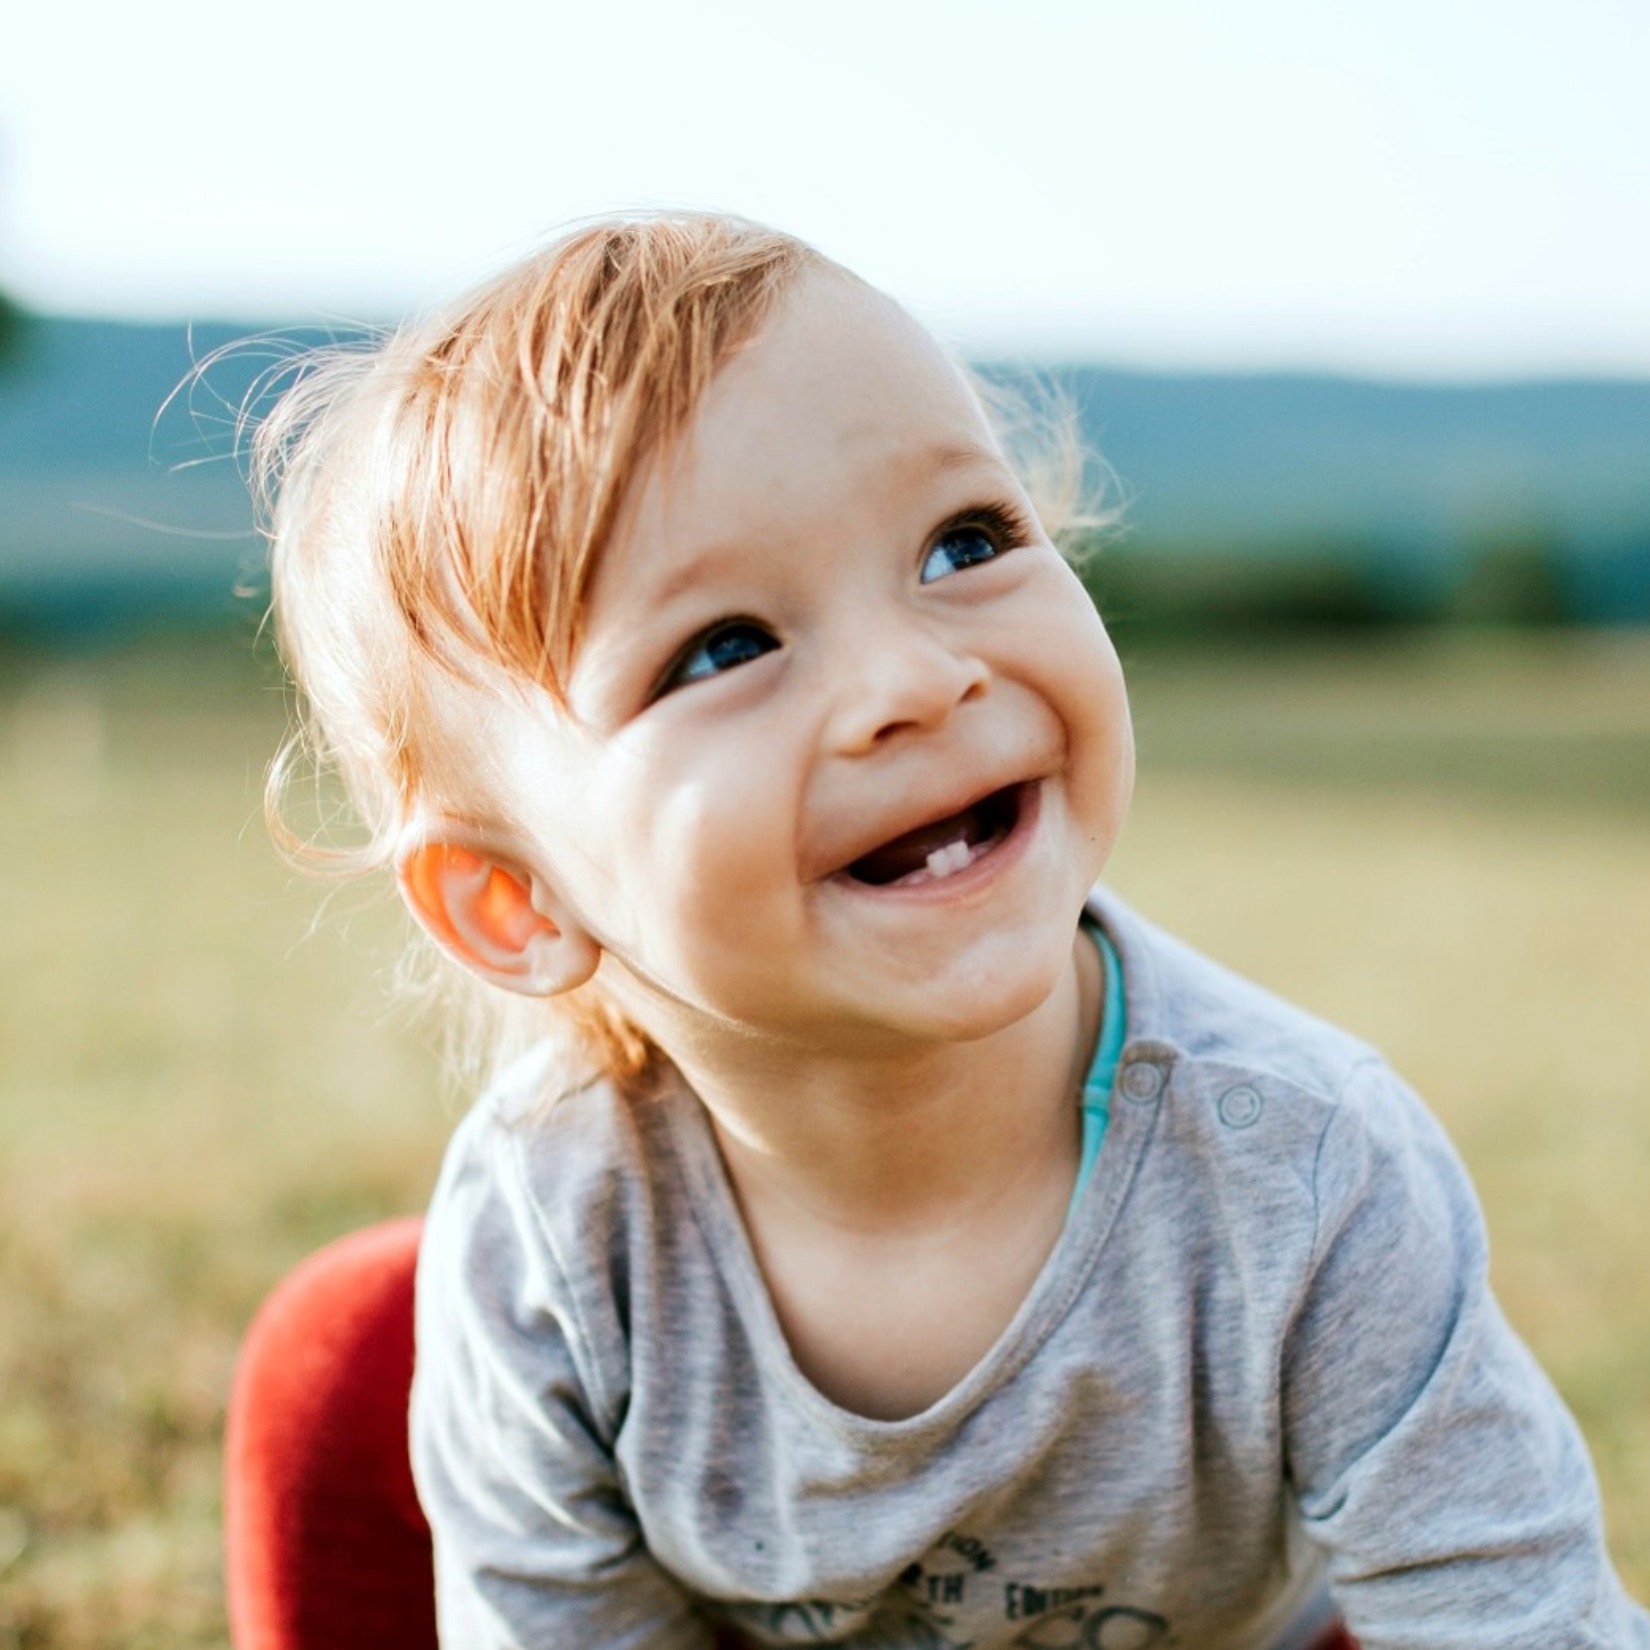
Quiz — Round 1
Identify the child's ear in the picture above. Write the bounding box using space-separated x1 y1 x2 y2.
396 838 600 997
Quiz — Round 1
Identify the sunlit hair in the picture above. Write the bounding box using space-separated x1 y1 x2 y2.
252 211 1097 1090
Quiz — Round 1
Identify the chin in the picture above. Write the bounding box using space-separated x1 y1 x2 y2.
894 931 1075 1047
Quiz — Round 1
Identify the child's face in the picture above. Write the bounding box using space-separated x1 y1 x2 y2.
498 271 1134 1057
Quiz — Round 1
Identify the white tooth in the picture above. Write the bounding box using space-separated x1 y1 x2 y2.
926 839 971 879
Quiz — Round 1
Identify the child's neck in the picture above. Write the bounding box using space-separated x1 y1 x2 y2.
641 930 1103 1420
669 929 1101 1232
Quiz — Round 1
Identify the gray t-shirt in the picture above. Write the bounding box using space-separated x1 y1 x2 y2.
411 890 1649 1649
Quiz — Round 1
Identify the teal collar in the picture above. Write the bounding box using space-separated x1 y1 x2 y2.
1071 920 1125 1217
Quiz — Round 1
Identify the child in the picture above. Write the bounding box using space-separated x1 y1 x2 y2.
258 212 1648 1649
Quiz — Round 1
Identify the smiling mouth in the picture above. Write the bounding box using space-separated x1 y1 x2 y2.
844 785 1025 888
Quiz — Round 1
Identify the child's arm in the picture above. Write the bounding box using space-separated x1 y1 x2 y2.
411 1100 715 1650
1283 1060 1648 1646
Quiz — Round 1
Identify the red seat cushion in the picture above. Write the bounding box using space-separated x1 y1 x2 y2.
224 1217 434 1650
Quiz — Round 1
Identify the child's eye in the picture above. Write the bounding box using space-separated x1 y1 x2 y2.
919 502 1033 584
655 620 779 696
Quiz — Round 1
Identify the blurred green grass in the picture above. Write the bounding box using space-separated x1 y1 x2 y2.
0 628 1646 1646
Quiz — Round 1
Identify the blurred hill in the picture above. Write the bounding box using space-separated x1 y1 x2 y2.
0 317 305 641
2 316 1648 642
1009 365 1650 629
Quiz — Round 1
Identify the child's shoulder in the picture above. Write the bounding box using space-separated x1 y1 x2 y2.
1096 886 1471 1226
1096 885 1383 1106
416 1047 699 1431
423 1043 686 1291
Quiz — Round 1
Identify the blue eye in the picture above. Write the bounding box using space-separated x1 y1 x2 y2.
658 620 779 695
919 503 1030 584
921 527 1000 583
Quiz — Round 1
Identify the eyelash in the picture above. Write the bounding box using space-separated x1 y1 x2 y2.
919 500 1037 584
652 618 779 699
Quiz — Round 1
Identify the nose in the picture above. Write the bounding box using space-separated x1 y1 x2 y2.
827 612 989 755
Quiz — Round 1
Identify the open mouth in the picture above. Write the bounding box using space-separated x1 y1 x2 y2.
843 784 1025 888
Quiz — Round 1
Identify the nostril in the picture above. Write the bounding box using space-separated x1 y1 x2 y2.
831 634 989 753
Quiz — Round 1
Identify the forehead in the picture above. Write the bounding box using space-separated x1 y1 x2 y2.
634 270 1003 534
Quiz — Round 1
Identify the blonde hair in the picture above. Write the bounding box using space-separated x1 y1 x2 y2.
254 211 1095 1089
256 213 820 1083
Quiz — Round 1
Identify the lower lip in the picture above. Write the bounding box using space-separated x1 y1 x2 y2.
829 782 1043 904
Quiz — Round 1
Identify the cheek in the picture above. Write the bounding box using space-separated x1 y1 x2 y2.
604 726 804 930
1078 631 1135 851
1029 579 1135 841
1074 606 1131 749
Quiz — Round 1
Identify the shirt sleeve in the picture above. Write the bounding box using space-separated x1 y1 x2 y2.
411 1103 715 1650
1282 1059 1650 1649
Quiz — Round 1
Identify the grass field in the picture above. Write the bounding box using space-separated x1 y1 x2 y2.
0 626 1646 1645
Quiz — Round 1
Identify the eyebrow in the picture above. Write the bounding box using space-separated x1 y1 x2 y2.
634 535 769 617
641 440 1016 611
908 439 1011 481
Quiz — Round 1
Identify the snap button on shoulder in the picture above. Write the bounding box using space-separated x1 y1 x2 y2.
1119 1060 1165 1103
1218 1085 1264 1129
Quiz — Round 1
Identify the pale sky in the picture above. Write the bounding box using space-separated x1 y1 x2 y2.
3 0 1648 376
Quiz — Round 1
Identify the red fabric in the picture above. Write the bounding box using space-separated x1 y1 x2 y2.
224 1216 1358 1650
224 1216 434 1650
1310 1630 1359 1650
